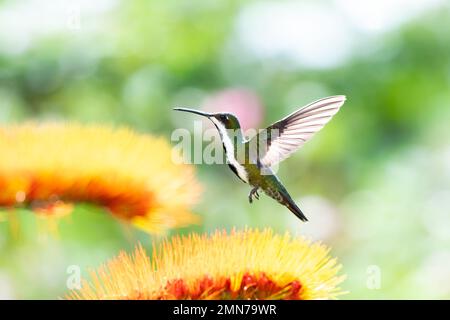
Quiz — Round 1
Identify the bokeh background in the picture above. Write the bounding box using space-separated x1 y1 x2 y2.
1 0 450 299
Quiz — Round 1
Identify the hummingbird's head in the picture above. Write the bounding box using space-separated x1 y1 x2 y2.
173 108 241 130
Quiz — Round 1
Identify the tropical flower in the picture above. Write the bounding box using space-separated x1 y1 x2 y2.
202 88 264 131
67 228 346 300
0 123 201 234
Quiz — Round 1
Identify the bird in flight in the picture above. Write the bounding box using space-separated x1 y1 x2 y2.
174 95 346 221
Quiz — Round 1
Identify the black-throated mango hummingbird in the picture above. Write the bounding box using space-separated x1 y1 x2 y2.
174 95 346 221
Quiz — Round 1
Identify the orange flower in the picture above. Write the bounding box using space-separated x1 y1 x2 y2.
67 228 346 300
0 123 201 234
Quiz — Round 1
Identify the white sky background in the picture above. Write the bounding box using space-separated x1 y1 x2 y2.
0 0 117 54
0 0 447 68
236 0 447 69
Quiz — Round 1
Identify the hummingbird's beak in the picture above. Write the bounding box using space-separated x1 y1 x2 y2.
173 107 212 118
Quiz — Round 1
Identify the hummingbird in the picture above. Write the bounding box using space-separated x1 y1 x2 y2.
174 95 346 221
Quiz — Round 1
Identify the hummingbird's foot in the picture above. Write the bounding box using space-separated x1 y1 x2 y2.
249 187 260 203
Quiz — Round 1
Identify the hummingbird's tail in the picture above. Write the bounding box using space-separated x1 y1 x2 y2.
281 193 308 222
262 182 308 222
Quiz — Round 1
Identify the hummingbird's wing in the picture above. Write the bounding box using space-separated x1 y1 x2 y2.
251 95 346 167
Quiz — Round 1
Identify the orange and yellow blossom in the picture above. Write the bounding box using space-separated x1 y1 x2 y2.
68 228 346 300
0 123 201 234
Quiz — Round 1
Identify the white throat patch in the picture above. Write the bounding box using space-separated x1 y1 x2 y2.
211 118 249 183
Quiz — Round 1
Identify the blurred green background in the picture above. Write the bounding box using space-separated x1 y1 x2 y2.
0 0 450 299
